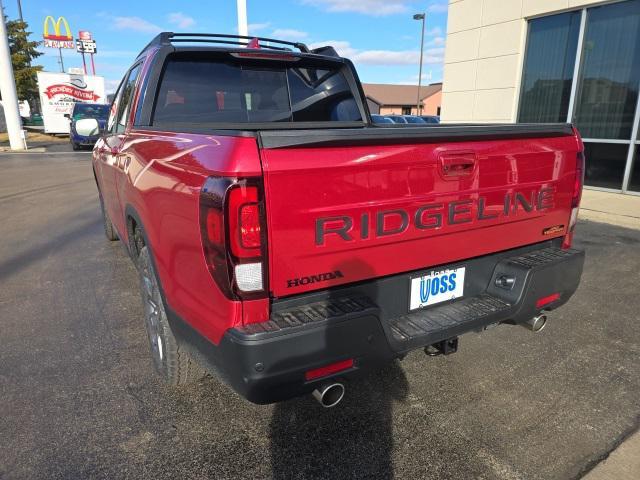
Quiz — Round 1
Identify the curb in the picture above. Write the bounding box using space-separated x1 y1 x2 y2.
579 209 640 231
0 147 47 153
581 429 640 479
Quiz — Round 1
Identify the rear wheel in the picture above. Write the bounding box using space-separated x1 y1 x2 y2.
138 245 205 385
99 195 118 241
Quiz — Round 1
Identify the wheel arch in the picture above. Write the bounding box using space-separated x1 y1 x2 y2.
124 204 151 260
126 203 182 346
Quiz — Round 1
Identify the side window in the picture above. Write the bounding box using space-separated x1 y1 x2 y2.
116 64 142 134
107 80 125 134
107 64 142 135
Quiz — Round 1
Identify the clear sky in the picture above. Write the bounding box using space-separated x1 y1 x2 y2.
5 0 448 93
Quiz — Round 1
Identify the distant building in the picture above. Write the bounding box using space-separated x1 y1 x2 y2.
362 83 442 116
440 0 640 194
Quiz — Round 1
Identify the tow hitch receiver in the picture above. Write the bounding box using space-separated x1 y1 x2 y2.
425 337 459 356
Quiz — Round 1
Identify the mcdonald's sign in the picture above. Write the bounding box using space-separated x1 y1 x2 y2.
43 16 74 49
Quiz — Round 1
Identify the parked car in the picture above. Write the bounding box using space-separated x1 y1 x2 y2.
371 114 394 124
403 115 427 124
385 115 408 124
67 103 109 150
420 115 440 124
23 113 44 127
94 32 585 407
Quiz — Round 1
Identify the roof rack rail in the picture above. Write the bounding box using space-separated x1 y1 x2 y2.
138 32 311 57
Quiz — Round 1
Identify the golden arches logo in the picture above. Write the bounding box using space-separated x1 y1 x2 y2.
43 16 72 41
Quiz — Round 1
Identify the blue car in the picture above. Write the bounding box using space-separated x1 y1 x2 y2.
420 115 440 124
385 115 408 124
371 114 395 124
67 103 109 150
402 115 427 124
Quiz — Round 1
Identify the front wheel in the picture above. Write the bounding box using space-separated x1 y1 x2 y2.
138 246 205 385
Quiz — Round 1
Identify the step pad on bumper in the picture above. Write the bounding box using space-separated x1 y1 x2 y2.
389 294 510 347
507 247 576 268
236 296 378 336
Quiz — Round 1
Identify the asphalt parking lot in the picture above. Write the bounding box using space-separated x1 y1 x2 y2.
1 149 639 480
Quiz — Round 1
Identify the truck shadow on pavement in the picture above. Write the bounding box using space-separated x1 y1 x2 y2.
269 361 408 480
269 258 409 480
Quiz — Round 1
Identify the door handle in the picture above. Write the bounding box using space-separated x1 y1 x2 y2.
439 152 477 179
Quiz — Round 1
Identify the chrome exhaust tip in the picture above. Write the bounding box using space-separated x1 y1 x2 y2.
522 314 547 333
312 382 345 408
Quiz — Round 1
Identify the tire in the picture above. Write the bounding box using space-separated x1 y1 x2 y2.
72 142 80 151
138 245 205 385
99 195 118 241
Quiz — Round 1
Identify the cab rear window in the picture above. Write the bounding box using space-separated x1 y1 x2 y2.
152 55 362 126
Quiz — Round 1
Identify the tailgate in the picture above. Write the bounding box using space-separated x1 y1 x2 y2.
259 125 580 297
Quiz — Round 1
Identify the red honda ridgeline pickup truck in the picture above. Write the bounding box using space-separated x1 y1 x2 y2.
93 33 585 407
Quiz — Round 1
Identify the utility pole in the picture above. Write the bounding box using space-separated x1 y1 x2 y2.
237 0 248 37
0 0 25 150
16 0 23 22
413 13 426 116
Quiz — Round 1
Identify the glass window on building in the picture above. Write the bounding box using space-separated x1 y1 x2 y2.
518 12 581 123
583 143 630 189
519 0 640 192
573 0 640 140
629 146 640 192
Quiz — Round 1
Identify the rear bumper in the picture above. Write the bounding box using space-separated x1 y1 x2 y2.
167 241 584 404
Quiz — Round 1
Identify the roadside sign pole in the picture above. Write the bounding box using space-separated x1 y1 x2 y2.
58 47 65 72
0 0 26 150
77 32 97 75
81 50 87 74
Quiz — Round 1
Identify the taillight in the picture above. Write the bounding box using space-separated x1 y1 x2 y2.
563 150 585 249
572 151 585 208
227 186 261 257
206 209 223 244
199 177 267 299
230 52 301 61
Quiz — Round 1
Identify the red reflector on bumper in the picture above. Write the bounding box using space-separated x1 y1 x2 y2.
536 293 561 309
305 359 354 381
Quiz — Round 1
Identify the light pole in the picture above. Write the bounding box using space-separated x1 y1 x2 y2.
0 0 25 150
413 13 426 116
237 0 248 37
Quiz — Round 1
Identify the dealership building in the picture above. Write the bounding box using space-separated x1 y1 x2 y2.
441 0 640 194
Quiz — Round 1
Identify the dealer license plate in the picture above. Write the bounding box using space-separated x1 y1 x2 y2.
409 267 465 310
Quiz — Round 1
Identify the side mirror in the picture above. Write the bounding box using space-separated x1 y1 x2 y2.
75 118 100 137
64 113 70 119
